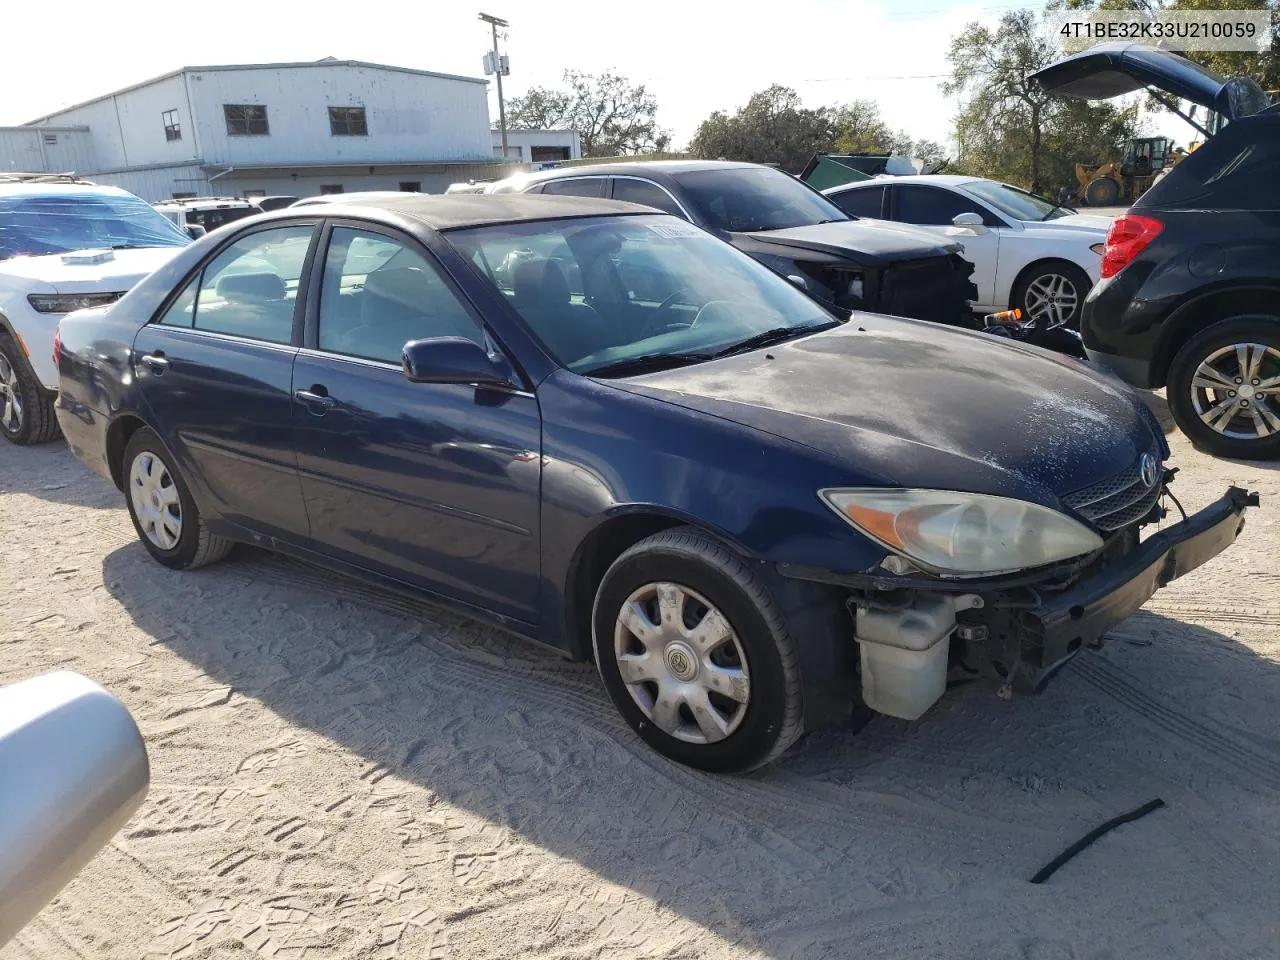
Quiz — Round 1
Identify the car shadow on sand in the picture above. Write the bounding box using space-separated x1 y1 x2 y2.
99 540 1280 959
0 439 121 508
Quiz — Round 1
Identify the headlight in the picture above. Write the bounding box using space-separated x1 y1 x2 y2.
27 293 123 314
819 488 1104 577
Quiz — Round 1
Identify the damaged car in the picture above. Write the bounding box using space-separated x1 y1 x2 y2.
499 160 980 328
54 194 1257 773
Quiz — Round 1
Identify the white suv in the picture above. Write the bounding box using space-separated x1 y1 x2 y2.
0 175 190 444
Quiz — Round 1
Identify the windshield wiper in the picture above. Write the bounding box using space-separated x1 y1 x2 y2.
711 323 834 359
580 352 715 378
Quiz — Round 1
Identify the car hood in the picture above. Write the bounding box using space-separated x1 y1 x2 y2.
1029 41 1269 122
0 247 185 293
606 317 1160 507
739 219 962 265
1021 212 1114 237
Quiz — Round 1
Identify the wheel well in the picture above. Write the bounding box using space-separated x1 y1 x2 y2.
1010 258 1091 305
105 415 147 490
565 513 685 660
1154 287 1280 386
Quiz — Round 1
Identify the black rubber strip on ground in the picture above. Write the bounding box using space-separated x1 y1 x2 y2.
1030 798 1166 884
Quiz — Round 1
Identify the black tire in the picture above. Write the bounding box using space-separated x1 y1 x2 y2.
121 427 235 569
591 528 806 773
1166 315 1280 461
1084 176 1119 207
0 334 61 445
1011 260 1093 332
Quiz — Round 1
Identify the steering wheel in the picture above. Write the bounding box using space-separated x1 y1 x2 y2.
637 288 699 339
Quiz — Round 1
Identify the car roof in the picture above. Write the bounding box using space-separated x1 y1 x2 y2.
0 182 135 198
153 196 256 208
291 190 408 206
521 159 760 185
275 192 656 230
827 174 981 191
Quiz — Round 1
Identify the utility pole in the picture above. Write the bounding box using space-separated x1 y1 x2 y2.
479 12 509 161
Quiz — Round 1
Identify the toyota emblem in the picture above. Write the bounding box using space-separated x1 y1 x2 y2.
1140 453 1160 489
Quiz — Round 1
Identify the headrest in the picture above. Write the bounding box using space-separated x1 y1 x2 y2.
512 258 570 310
215 271 285 304
362 267 429 314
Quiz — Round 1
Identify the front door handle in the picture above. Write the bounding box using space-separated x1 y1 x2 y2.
138 352 169 373
295 387 336 412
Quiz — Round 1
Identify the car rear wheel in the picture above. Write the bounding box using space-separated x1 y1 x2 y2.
122 427 234 569
1167 316 1280 460
1013 261 1092 332
591 528 805 773
0 335 60 445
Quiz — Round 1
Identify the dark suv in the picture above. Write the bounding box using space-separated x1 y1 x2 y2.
1034 43 1280 459
499 161 979 327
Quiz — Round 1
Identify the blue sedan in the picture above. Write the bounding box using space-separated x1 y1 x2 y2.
54 194 1256 772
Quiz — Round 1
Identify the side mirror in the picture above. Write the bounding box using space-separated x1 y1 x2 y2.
402 337 518 388
185 224 207 240
0 672 149 947
951 212 986 230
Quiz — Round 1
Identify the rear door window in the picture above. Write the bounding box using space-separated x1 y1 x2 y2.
827 185 886 218
1139 120 1280 209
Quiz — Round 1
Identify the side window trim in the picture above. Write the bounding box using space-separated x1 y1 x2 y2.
608 176 694 221
147 219 320 349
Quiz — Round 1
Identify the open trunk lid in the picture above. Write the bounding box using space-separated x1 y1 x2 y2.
1029 41 1269 122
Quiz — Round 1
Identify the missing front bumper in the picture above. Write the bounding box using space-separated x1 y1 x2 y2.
1002 485 1257 692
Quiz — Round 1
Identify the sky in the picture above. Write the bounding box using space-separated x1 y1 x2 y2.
1 0 1191 154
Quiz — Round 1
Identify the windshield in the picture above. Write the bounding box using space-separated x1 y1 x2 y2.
0 191 190 260
447 214 837 375
963 181 1069 221
671 167 851 232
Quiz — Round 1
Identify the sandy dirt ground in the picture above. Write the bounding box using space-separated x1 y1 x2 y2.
2 395 1279 960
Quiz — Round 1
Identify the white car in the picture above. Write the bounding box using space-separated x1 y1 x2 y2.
823 175 1113 328
0 176 190 444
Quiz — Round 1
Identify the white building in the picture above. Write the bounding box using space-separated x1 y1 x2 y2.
491 129 581 164
3 59 523 200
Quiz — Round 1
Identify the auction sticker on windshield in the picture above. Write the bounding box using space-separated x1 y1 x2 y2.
647 220 705 240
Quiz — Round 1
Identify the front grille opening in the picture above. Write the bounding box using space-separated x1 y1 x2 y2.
1063 459 1163 532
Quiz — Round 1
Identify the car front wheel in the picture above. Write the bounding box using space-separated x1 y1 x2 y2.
122 427 235 569
0 335 60 445
592 528 805 773
1167 316 1280 460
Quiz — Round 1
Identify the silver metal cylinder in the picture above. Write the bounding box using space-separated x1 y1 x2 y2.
0 671 150 947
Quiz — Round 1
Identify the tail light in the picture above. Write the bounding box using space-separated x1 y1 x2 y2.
52 326 62 367
1100 214 1164 279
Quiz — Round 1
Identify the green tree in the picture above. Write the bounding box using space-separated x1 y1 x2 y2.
945 8 1140 193
688 85 836 172
506 70 671 158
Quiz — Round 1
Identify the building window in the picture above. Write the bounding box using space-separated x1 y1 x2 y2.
43 133 58 145
328 106 368 136
171 192 197 200
319 184 344 195
398 182 421 193
224 104 269 136
242 189 266 199
531 146 571 162
162 109 182 142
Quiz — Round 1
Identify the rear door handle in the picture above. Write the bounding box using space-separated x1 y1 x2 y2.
139 352 169 373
